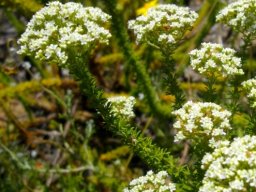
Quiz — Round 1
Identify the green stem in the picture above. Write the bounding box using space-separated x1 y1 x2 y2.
162 53 185 109
202 75 218 102
176 0 221 76
229 78 240 114
248 108 256 135
103 0 171 118
66 54 191 186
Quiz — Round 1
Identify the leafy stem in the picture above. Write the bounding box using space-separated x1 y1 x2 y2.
103 0 172 118
65 51 196 189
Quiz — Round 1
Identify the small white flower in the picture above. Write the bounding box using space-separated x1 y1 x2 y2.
18 1 111 66
200 135 256 191
107 96 136 119
189 42 244 78
216 0 256 41
229 179 244 190
242 78 256 108
124 170 176 192
128 4 198 52
172 101 232 148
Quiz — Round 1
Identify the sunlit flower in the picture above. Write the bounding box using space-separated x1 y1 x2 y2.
189 42 243 78
124 170 176 192
216 0 256 41
172 101 232 148
242 78 256 108
107 96 136 119
18 1 111 66
128 4 198 52
200 135 256 192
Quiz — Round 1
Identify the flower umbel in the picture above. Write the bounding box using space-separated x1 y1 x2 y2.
216 0 256 42
18 1 111 66
124 170 176 192
172 101 232 148
242 78 256 108
128 4 198 52
189 42 244 78
107 96 136 119
200 135 256 192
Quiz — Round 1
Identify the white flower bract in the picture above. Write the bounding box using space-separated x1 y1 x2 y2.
18 1 111 66
216 0 256 41
124 170 176 192
242 78 256 108
107 96 136 119
189 42 244 77
128 4 198 52
200 135 256 192
172 101 232 148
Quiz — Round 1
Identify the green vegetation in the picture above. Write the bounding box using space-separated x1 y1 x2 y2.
1 0 256 191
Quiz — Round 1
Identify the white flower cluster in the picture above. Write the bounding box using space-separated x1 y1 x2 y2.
200 135 256 192
242 78 256 108
128 4 198 51
172 101 232 148
107 96 136 119
18 1 111 66
124 170 176 192
216 0 256 41
189 43 244 77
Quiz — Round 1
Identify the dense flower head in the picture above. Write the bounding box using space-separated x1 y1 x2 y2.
107 96 136 119
200 135 256 192
128 4 198 52
216 0 256 41
172 101 232 148
189 42 244 77
242 78 256 108
124 170 176 192
18 1 111 66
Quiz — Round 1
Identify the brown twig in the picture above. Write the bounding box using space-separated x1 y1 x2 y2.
179 141 190 165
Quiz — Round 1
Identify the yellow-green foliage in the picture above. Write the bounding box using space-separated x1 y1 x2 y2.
2 0 256 191
0 78 75 99
1 0 42 13
100 146 130 161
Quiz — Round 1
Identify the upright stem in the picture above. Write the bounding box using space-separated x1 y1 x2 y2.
162 53 185 109
103 0 172 118
66 53 193 187
202 75 218 103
